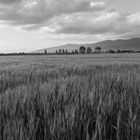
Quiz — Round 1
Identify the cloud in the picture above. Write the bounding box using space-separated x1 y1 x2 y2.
0 0 140 40
42 10 140 39
112 13 140 36
0 0 106 26
0 0 20 4
127 13 140 26
44 10 120 34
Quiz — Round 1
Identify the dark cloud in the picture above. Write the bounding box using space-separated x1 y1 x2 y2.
0 0 106 26
0 0 21 4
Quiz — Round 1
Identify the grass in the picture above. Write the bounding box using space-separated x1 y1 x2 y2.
0 54 140 140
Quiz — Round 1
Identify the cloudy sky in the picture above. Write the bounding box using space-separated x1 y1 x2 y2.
0 0 140 53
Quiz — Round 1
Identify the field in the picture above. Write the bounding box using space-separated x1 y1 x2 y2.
1 53 140 140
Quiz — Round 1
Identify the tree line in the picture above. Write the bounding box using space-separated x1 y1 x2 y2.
44 46 140 55
44 46 102 54
2 46 137 56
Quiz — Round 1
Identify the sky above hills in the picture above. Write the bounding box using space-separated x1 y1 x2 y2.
0 0 140 53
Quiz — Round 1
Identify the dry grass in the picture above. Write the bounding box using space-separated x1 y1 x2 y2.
0 55 140 140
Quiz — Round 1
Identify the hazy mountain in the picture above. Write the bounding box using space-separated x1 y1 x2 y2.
32 38 140 53
32 44 81 53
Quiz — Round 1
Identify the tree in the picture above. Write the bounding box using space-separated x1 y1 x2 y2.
72 50 74 54
74 49 78 54
79 46 86 54
62 49 65 54
108 50 115 53
44 50 47 54
117 49 121 53
87 47 92 54
58 49 62 54
95 46 101 52
65 49 68 54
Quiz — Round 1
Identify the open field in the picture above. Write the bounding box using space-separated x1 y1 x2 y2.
1 53 140 68
1 53 140 140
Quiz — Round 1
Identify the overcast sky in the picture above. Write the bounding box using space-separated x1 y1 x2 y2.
0 0 140 53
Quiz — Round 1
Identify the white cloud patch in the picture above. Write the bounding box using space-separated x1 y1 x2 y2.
127 13 140 26
90 1 104 8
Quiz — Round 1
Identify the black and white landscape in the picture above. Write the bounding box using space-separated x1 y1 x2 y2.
0 0 140 140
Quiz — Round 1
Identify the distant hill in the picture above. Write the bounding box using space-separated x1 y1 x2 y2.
32 38 140 53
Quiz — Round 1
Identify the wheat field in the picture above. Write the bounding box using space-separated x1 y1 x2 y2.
0 54 140 140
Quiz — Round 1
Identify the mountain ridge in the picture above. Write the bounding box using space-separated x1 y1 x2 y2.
32 38 140 53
